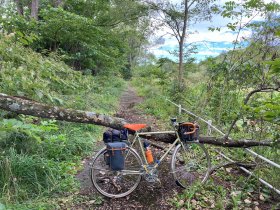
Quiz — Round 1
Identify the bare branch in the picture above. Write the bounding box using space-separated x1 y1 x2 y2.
209 161 257 175
226 87 280 137
187 0 196 10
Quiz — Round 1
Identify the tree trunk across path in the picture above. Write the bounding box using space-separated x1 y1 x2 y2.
0 93 277 148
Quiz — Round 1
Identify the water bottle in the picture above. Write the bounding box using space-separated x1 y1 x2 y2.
143 141 154 164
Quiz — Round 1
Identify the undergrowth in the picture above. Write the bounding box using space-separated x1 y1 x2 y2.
0 35 125 208
131 63 280 209
170 172 280 210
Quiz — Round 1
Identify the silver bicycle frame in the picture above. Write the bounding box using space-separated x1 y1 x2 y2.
129 130 183 171
122 129 200 175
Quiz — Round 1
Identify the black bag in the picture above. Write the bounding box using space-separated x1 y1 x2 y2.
103 129 128 143
104 151 110 165
112 130 121 141
178 124 199 141
120 129 128 140
106 142 127 170
103 130 113 143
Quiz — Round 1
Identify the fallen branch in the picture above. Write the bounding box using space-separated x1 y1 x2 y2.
226 86 280 137
145 133 277 147
209 161 257 175
145 139 165 150
0 93 277 148
198 136 276 148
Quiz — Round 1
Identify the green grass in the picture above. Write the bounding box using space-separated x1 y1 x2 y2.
0 77 124 206
131 64 280 209
0 35 126 208
0 149 78 202
170 170 279 210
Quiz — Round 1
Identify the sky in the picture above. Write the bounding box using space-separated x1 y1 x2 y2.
148 0 270 62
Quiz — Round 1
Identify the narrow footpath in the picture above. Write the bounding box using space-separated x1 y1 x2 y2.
73 85 279 210
74 85 180 209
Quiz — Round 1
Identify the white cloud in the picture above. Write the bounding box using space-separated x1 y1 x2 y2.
148 0 274 60
149 48 172 56
211 47 230 51
197 51 220 56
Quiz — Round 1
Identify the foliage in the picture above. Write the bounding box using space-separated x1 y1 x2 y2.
0 36 91 104
38 7 127 73
0 34 125 207
170 181 227 209
0 148 78 202
170 166 280 209
131 9 280 203
0 0 279 208
148 0 217 90
0 0 150 76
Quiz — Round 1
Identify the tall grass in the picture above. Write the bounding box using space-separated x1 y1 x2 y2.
131 63 280 206
0 36 126 207
0 149 77 202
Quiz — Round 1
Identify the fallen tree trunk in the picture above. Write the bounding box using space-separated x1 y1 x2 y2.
0 93 127 130
199 136 277 147
0 93 277 148
145 133 277 147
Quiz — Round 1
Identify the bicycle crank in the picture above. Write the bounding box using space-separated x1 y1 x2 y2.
143 166 159 183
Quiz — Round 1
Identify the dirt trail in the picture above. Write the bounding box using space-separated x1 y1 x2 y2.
75 85 180 209
74 85 279 210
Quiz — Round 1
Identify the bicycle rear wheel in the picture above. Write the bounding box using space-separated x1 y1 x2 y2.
171 142 211 188
90 146 142 198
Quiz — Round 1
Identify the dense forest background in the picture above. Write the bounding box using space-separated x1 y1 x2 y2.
0 0 279 209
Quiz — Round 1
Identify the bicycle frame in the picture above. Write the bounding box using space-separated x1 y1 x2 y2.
129 130 187 173
90 121 210 198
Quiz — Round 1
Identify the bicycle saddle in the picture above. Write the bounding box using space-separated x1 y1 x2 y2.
123 124 147 131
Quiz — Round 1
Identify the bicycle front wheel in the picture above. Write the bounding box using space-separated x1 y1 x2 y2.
171 142 211 188
90 146 142 198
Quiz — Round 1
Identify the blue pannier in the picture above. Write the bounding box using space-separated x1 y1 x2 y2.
106 142 127 171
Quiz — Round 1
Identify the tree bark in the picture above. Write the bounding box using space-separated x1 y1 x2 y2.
178 0 189 90
144 133 277 147
30 0 39 20
0 93 277 148
14 0 23 15
0 93 127 130
178 39 184 90
54 0 63 7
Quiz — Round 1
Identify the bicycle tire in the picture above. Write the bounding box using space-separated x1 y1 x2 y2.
171 142 211 188
90 146 142 198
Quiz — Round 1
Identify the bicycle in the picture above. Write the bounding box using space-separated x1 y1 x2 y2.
90 118 211 198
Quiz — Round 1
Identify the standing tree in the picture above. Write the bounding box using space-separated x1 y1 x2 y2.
205 0 280 136
14 0 23 15
147 0 216 91
30 0 39 20
53 0 63 7
13 0 39 19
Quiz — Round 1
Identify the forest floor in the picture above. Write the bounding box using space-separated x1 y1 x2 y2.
74 85 182 209
73 85 279 210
